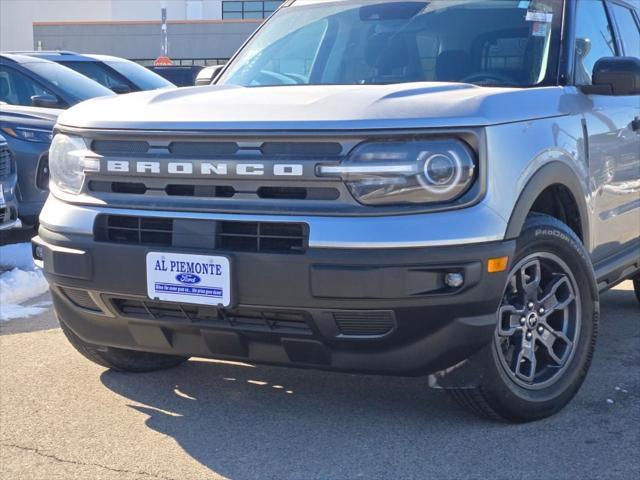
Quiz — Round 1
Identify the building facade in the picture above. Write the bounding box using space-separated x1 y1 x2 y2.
1 1 283 63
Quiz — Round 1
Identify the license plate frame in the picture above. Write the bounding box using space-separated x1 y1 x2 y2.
146 252 232 307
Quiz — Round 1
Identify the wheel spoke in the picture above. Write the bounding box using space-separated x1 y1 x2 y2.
540 274 575 316
498 304 525 337
520 259 542 299
514 336 537 383
538 322 573 366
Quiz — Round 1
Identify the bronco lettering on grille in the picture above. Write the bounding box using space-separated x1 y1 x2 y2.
105 160 306 177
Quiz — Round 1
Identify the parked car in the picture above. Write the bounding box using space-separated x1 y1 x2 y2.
16 51 175 93
0 133 20 231
148 65 203 87
35 0 640 422
0 53 114 225
195 65 225 86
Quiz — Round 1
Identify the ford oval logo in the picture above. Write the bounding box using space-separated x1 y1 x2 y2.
176 273 201 285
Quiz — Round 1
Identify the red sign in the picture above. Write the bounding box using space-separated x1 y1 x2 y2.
154 56 173 66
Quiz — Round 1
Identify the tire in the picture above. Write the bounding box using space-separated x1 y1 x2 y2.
449 213 599 422
634 276 640 307
59 317 189 373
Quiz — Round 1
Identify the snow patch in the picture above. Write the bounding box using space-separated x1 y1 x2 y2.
0 242 37 270
0 243 50 321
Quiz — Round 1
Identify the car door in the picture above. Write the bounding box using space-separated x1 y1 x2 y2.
574 0 640 262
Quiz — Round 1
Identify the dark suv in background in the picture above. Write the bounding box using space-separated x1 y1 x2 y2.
18 51 175 93
0 53 113 226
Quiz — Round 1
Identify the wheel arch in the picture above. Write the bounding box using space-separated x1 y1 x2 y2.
505 162 591 249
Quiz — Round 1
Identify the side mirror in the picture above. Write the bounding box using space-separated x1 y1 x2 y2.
581 57 640 96
110 83 132 94
195 65 225 86
31 94 61 108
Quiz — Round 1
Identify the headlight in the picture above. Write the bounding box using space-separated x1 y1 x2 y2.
318 139 476 205
1 126 53 143
49 134 99 195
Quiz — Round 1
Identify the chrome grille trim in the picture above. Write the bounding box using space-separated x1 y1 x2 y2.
78 133 361 214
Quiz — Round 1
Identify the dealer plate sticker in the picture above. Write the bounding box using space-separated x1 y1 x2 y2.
146 252 231 307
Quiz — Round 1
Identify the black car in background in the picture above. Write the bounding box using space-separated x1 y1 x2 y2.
0 53 114 226
148 65 203 87
18 51 175 93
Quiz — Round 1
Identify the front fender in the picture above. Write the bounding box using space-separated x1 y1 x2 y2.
504 161 592 248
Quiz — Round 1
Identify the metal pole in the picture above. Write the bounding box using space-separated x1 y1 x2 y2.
161 7 168 57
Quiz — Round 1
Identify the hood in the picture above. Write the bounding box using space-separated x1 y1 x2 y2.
57 83 574 131
0 105 60 127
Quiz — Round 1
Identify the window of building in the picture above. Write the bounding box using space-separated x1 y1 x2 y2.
222 1 284 20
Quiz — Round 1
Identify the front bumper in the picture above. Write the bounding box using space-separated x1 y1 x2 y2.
5 137 49 226
0 174 20 231
35 212 515 375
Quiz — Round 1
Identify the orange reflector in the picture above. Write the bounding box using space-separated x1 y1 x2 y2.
487 256 509 273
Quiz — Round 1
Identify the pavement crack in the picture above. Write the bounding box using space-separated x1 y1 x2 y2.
1 442 179 480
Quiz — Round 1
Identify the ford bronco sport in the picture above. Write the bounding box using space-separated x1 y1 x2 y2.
33 0 640 422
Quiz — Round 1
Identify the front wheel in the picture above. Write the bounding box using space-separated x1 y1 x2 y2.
449 214 599 422
633 276 640 307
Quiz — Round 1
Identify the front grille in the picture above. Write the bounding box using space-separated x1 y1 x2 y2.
333 311 396 337
59 287 102 312
97 215 174 246
95 214 308 254
0 144 12 179
217 221 307 253
113 298 312 335
80 134 361 214
87 181 339 201
91 140 343 158
0 205 16 224
92 140 150 154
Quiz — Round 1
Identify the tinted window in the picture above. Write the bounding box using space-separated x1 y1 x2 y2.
574 0 617 85
23 62 113 103
149 67 199 87
0 66 60 107
221 0 564 88
104 60 174 90
60 61 130 90
609 2 640 58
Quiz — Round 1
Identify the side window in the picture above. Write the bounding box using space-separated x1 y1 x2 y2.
0 66 57 106
609 3 640 58
574 0 617 85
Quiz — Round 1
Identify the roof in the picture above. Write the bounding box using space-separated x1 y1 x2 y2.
14 51 95 63
0 53 53 64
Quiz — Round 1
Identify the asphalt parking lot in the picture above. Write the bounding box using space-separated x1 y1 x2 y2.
0 282 638 480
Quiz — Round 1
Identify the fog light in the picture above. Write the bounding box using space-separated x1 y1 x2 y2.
34 245 45 261
445 272 464 288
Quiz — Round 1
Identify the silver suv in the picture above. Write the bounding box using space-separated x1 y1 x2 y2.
34 0 640 422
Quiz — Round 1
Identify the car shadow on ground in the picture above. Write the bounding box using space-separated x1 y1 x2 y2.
101 358 473 478
99 286 638 479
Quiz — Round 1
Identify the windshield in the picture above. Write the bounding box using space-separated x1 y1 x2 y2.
220 0 564 88
104 60 175 90
25 61 114 102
